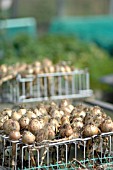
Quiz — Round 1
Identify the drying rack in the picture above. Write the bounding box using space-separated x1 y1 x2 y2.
0 131 113 170
0 69 93 103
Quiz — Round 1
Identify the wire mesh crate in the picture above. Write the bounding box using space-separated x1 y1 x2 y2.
0 132 113 170
0 69 93 103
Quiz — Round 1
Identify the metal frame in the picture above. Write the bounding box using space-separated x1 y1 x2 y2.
0 69 93 103
0 132 113 170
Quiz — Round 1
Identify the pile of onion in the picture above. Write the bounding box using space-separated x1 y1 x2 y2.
0 101 113 145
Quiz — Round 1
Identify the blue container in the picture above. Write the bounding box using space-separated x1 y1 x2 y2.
0 17 37 39
49 15 113 52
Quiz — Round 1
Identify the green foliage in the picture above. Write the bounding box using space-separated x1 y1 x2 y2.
0 34 113 91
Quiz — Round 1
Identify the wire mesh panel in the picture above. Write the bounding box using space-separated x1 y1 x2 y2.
0 69 93 103
0 132 113 170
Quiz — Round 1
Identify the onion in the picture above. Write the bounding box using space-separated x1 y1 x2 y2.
49 118 59 132
102 112 107 119
91 106 102 115
33 108 42 117
68 104 74 112
11 111 22 121
62 106 72 114
71 108 78 115
72 116 83 123
9 130 21 141
76 104 86 111
26 111 36 119
71 121 84 131
39 118 46 128
2 108 12 117
60 123 73 137
65 124 73 137
33 67 41 74
27 66 34 74
28 119 41 135
19 116 30 130
50 101 57 107
0 115 9 130
83 124 100 137
49 65 55 73
100 119 113 132
42 58 52 67
61 116 70 125
3 119 20 135
18 108 26 115
38 107 47 115
22 131 35 144
33 61 41 67
0 64 7 73
64 65 71 72
50 109 62 119
59 110 65 117
60 66 66 73
62 119 70 126
93 115 104 127
78 110 86 119
84 115 94 125
60 99 69 107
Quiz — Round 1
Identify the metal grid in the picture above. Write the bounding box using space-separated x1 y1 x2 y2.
0 132 113 170
0 69 93 103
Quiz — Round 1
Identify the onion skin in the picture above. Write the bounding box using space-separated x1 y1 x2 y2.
26 111 36 119
60 99 69 107
61 116 70 124
22 131 35 144
18 108 26 115
91 106 102 115
2 108 12 118
72 117 83 123
71 121 84 131
28 119 41 135
60 124 73 138
49 118 59 130
83 124 100 137
11 111 22 121
65 127 73 137
3 119 20 135
100 120 113 132
0 115 9 130
9 130 21 141
19 116 30 130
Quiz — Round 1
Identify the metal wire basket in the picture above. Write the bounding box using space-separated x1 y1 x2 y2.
0 69 93 103
0 132 113 170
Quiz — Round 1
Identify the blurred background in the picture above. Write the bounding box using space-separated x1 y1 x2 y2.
0 0 113 103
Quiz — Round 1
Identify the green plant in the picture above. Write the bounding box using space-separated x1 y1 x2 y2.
0 34 113 91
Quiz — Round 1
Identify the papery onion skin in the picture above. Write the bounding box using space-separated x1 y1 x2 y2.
9 130 21 141
83 124 100 137
22 131 35 144
3 119 20 135
100 120 113 132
